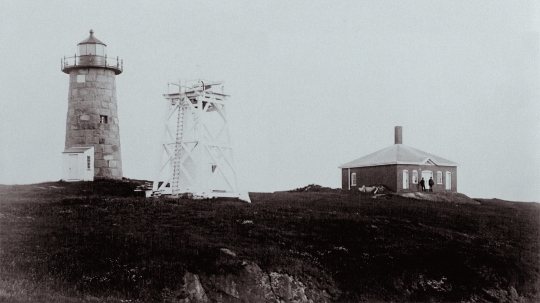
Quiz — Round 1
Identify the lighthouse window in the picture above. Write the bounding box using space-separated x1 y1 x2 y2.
86 44 96 55
100 115 108 124
96 44 105 56
87 156 91 170
79 44 87 55
77 75 85 83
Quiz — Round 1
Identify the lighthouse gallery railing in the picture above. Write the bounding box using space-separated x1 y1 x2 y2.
61 54 123 72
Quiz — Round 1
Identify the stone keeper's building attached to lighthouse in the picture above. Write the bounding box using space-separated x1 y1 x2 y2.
61 30 123 181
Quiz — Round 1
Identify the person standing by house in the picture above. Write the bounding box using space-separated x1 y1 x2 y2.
429 177 434 192
420 178 425 191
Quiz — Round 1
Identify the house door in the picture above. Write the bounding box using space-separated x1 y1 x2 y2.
445 172 451 190
69 154 78 180
422 171 433 190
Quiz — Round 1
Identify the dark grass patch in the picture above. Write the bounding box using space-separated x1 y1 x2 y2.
0 181 539 302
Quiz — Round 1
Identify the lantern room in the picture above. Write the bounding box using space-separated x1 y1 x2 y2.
76 29 106 67
78 29 106 57
61 29 122 75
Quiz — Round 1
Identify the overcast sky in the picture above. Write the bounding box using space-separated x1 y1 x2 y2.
1 1 539 202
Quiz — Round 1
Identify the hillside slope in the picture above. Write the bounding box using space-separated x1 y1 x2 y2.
0 180 539 302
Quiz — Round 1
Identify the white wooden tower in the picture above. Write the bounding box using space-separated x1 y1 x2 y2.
148 80 250 202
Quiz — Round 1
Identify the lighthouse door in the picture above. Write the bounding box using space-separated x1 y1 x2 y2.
69 154 79 180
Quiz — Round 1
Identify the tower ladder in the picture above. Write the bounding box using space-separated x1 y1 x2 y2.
171 99 185 197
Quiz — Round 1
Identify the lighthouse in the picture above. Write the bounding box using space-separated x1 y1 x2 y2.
61 30 123 181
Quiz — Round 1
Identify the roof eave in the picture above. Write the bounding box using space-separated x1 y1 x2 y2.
339 161 459 169
339 162 398 169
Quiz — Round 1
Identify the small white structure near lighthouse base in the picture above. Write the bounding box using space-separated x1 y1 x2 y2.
148 80 250 202
62 146 94 181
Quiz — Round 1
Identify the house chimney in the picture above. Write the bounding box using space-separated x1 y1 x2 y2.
394 126 402 144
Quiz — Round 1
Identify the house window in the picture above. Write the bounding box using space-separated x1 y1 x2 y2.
437 171 443 184
403 170 409 189
100 115 108 124
351 173 356 186
77 75 85 83
87 156 91 170
445 172 452 190
412 170 418 184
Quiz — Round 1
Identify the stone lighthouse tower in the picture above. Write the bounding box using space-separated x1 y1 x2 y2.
61 30 123 180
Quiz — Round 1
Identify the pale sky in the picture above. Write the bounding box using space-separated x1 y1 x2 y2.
0 1 539 202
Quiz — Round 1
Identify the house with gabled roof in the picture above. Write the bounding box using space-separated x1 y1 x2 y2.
339 126 458 193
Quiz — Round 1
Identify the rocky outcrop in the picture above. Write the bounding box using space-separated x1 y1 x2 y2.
162 260 333 303
162 272 209 303
398 192 480 204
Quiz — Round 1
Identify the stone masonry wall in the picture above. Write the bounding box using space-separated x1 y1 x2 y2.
65 68 122 179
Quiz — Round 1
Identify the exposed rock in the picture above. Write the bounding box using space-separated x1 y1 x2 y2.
269 271 329 303
202 262 273 302
481 286 525 303
163 272 209 303
167 261 333 303
220 248 237 257
398 192 480 204
288 184 343 193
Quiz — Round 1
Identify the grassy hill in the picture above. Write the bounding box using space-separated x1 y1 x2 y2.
0 180 539 302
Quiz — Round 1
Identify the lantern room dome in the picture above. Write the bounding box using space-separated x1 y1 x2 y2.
78 29 106 46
